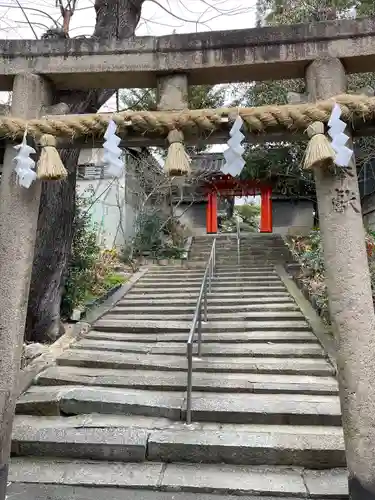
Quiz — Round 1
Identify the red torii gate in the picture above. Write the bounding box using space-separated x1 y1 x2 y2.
204 174 272 234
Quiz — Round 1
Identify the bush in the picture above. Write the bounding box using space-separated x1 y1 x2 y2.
61 192 125 318
288 228 375 323
132 212 164 257
123 211 186 261
61 191 100 318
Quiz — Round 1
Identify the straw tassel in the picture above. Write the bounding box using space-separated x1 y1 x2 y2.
303 121 336 170
37 134 68 180
164 129 191 177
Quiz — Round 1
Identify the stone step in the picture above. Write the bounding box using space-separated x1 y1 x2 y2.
72 339 324 358
101 311 305 321
149 265 275 271
125 291 290 300
120 296 294 305
16 386 341 426
113 303 298 313
16 386 184 420
195 234 283 239
87 329 320 343
11 418 345 468
144 273 206 278
144 273 204 279
127 286 288 294
140 275 281 283
93 319 311 333
147 267 278 273
57 350 334 376
194 239 285 244
214 265 277 270
195 246 286 251
189 255 289 260
5 483 349 500
197 237 278 241
189 258 290 263
134 278 283 288
37 366 339 394
211 262 292 266
191 244 286 249
135 283 284 291
190 251 289 256
216 245 286 248
145 270 278 277
189 250 286 255
196 253 289 258
187 391 341 426
133 283 203 290
147 426 345 468
8 458 349 497
189 254 292 262
12 425 148 461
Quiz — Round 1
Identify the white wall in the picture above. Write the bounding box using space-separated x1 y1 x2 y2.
76 149 144 249
77 176 138 249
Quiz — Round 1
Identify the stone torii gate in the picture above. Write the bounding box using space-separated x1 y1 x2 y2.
1 17 375 499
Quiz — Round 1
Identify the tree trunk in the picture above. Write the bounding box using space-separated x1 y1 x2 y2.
25 0 145 343
25 150 77 342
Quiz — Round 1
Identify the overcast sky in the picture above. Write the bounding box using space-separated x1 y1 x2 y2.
0 1 259 201
0 0 257 39
0 0 257 109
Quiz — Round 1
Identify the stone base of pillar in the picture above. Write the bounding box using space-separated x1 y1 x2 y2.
349 476 375 499
0 463 8 500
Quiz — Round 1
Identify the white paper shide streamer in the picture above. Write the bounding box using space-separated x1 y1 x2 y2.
103 120 124 178
328 103 353 167
221 116 245 177
13 129 37 188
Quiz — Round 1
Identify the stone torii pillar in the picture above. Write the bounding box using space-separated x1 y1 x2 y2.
306 57 375 499
156 72 190 216
157 74 188 112
0 74 52 499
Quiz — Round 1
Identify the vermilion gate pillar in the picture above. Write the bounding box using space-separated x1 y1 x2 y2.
260 187 272 233
206 192 218 234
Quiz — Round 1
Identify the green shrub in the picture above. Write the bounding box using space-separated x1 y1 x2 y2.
61 190 100 318
123 211 186 261
61 192 125 318
103 273 126 289
132 212 164 257
288 228 375 323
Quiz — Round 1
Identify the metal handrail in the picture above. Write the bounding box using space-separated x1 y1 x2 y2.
186 238 216 424
236 216 240 265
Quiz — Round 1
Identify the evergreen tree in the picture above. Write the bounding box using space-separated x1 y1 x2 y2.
120 85 227 111
241 0 375 198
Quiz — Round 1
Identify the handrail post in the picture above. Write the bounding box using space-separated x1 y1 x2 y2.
186 342 193 424
213 239 216 271
185 237 216 426
203 281 208 322
237 217 240 265
197 303 202 356
209 258 212 293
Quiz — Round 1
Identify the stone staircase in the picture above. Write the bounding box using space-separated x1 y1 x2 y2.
189 233 295 266
9 234 347 499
